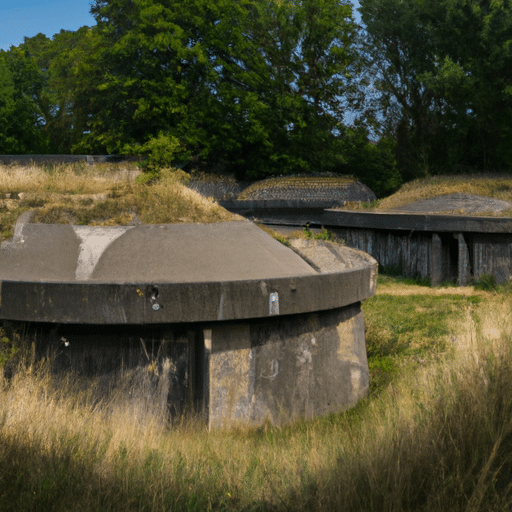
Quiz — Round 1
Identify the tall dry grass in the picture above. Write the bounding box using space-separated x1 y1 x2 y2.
1 284 512 511
377 174 512 212
0 163 237 239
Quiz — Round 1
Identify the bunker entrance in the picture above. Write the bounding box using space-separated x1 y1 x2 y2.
434 232 461 283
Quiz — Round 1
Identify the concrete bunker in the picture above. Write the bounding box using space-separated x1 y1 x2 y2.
223 194 512 286
0 219 377 429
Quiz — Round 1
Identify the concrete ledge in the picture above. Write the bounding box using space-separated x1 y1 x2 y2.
0 220 377 324
223 203 512 234
0 268 376 324
322 209 512 234
0 155 139 166
221 199 347 210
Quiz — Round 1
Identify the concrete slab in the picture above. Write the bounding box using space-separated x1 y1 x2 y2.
290 238 378 278
0 224 81 282
90 222 316 282
0 221 316 283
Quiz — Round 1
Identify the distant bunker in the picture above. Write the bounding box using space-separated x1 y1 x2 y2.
224 189 512 286
0 219 377 429
237 175 377 205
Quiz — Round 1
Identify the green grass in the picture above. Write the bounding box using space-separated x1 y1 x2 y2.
2 278 512 510
363 289 481 392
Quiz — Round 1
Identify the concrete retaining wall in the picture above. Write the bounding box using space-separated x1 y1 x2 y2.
25 302 369 429
0 155 139 166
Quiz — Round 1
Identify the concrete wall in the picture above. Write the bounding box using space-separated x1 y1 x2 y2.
332 228 433 279
332 227 512 285
206 303 369 429
330 228 497 285
0 154 139 166
12 302 370 430
472 234 512 283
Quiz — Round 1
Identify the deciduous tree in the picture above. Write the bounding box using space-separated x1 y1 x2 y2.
87 0 361 178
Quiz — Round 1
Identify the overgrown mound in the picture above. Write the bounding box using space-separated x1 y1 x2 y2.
375 174 512 215
238 175 377 205
0 163 237 240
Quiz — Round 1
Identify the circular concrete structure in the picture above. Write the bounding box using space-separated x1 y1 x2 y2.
0 218 377 428
0 220 376 324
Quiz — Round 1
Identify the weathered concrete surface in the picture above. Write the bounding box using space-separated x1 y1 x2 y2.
0 154 139 166
322 209 512 234
0 221 315 283
0 220 377 323
207 304 369 428
386 193 512 215
289 238 378 277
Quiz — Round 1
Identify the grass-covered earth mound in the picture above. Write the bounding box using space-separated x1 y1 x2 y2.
346 174 512 216
0 162 237 240
238 175 377 204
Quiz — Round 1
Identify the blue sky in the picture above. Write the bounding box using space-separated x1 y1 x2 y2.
0 0 96 51
0 0 362 52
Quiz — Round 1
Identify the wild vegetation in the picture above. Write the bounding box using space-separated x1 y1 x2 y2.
6 0 510 196
0 161 237 240
341 173 512 216
1 276 512 511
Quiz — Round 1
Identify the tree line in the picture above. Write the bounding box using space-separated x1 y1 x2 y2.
1 0 512 196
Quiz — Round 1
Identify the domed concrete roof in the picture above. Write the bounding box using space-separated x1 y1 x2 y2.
0 218 377 324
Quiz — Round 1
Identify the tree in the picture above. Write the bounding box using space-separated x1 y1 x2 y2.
358 0 445 179
0 57 17 153
17 29 107 154
423 0 512 172
203 0 361 177
0 47 49 153
359 0 512 178
85 0 361 178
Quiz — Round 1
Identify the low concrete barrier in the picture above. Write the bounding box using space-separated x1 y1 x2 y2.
0 154 139 166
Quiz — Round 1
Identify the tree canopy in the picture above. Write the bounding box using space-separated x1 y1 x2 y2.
5 0 512 192
360 0 512 178
83 0 363 179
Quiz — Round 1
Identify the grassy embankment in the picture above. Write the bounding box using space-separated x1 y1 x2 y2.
0 161 236 240
346 173 512 214
2 169 512 510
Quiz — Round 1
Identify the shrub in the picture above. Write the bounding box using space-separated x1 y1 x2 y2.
474 273 499 291
124 132 184 180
